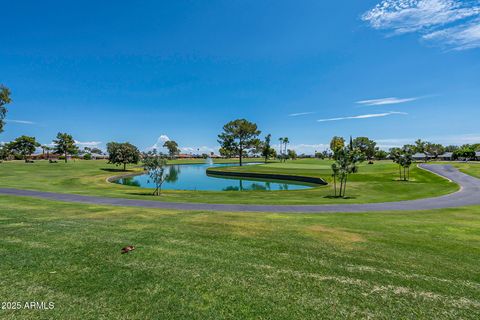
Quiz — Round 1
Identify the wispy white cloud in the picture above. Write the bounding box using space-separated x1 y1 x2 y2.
180 146 218 154
150 134 171 150
288 112 316 117
5 119 35 124
148 135 219 154
422 18 480 49
317 111 407 122
375 133 480 148
356 97 419 105
74 140 102 147
362 0 480 50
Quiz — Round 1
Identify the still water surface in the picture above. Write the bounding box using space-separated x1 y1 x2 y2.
113 163 313 191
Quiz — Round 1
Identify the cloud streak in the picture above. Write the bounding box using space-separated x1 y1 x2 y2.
288 112 316 117
74 140 102 147
362 0 480 50
356 97 419 105
5 119 35 124
317 111 407 122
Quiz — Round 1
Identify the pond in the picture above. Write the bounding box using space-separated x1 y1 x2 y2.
113 163 314 191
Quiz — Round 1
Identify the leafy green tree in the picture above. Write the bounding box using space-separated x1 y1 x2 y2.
391 145 414 181
352 137 377 160
444 145 459 152
106 142 141 171
8 135 39 162
425 143 445 159
414 139 428 161
374 150 388 160
0 143 11 160
331 146 364 197
287 149 297 160
53 132 79 163
217 119 261 166
389 147 403 180
0 85 12 134
219 147 234 158
330 136 345 155
452 148 476 161
143 150 170 196
163 140 180 159
90 147 103 154
315 151 325 159
261 134 273 163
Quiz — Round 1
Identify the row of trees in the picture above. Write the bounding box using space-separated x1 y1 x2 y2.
0 133 78 163
0 85 12 134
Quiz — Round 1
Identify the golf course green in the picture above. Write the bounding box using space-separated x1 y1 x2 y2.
0 159 459 205
1 195 479 319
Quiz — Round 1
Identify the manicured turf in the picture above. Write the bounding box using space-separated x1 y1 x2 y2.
0 159 458 205
450 162 480 179
0 195 479 319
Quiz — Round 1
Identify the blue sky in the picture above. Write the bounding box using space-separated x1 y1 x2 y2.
1 0 479 154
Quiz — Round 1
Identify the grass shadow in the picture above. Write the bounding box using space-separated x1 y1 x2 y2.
323 195 357 200
101 168 136 173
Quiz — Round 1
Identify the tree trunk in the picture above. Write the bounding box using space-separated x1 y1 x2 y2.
123 163 127 171
339 176 344 197
239 147 243 166
333 174 337 197
64 151 67 163
343 174 348 197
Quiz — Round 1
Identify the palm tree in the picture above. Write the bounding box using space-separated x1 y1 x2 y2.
283 137 289 162
41 145 51 160
278 137 284 160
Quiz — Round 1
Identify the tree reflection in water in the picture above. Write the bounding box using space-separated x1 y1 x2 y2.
165 165 180 183
119 177 141 187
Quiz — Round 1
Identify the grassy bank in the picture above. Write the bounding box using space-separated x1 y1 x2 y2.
0 195 479 319
0 159 458 204
450 162 480 179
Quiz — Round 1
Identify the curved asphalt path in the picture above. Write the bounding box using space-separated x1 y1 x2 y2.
0 164 479 213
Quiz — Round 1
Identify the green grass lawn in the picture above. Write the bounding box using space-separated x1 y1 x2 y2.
449 162 480 179
0 195 479 319
0 159 458 205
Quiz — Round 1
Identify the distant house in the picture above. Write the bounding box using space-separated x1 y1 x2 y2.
30 153 62 160
178 153 194 159
476 151 480 161
438 152 453 161
91 153 108 160
412 153 427 161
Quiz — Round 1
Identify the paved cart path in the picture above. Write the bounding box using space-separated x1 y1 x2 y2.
1 164 479 213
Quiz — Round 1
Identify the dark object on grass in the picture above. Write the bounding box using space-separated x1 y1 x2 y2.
368 161 374 165
121 245 135 254
49 159 58 163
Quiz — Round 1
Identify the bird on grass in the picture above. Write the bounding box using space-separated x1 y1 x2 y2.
121 245 135 254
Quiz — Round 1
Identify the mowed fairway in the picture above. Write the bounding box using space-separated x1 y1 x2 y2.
450 162 480 179
0 159 458 205
0 195 479 319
